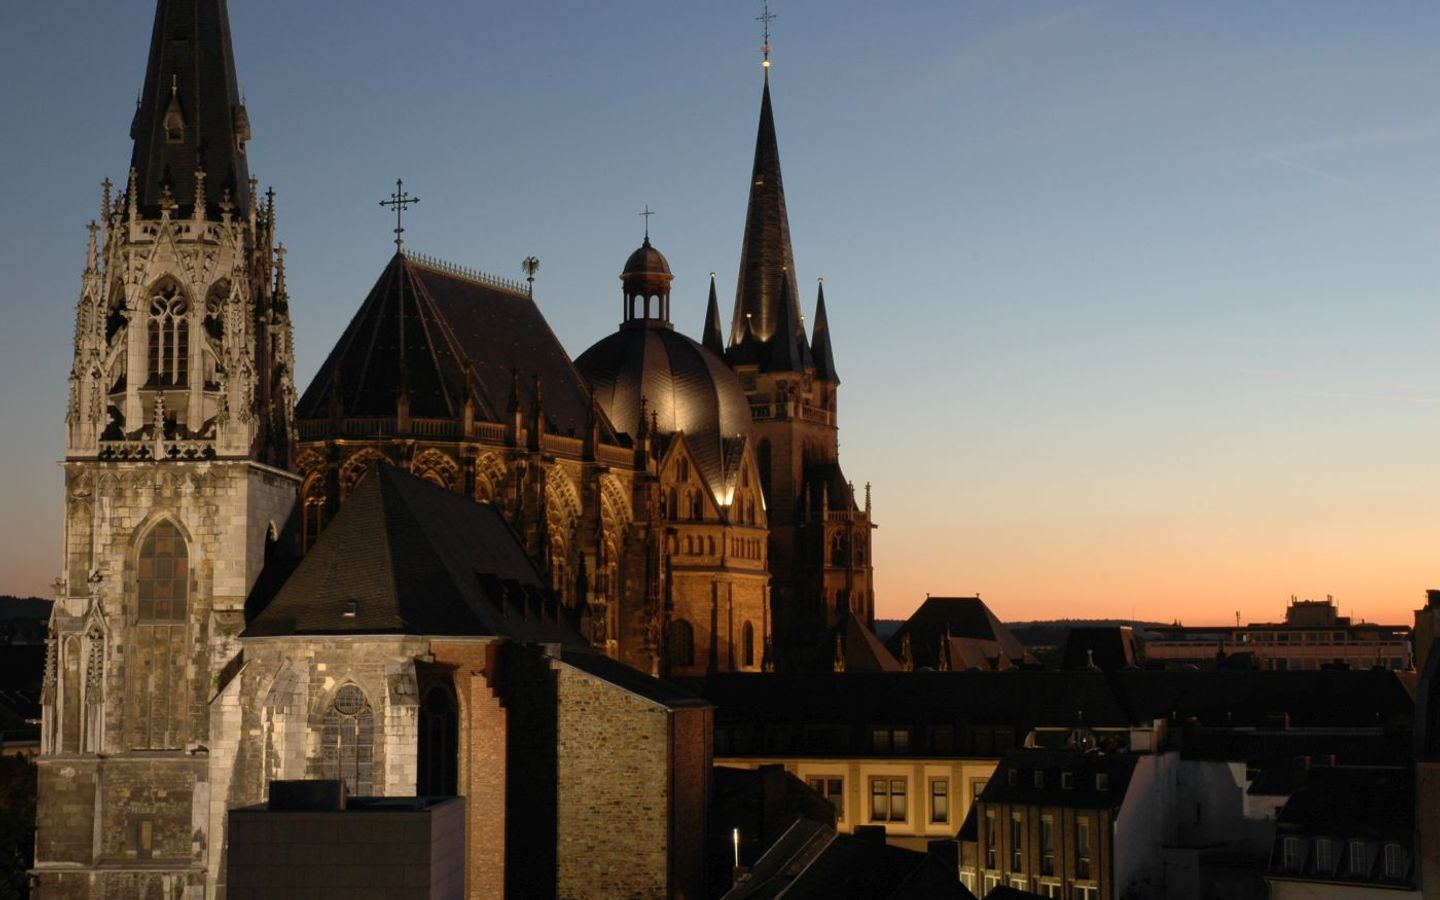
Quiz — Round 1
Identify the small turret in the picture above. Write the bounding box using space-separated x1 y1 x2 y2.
811 277 840 384
702 273 725 356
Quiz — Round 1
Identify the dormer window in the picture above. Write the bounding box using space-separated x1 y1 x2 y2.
1061 772 1074 790
1033 770 1044 789
1096 773 1109 791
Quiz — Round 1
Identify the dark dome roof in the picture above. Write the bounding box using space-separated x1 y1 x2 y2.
623 238 671 278
576 324 752 492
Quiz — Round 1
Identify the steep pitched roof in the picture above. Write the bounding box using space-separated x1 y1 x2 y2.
841 613 903 672
244 463 587 643
885 597 1028 671
728 73 812 372
979 750 1140 811
810 279 840 384
130 0 252 218
296 252 617 444
702 273 725 356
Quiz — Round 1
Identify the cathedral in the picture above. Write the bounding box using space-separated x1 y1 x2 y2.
34 0 880 897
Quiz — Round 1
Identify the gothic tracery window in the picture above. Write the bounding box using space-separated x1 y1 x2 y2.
323 684 374 796
138 521 188 621
147 285 189 386
669 619 695 668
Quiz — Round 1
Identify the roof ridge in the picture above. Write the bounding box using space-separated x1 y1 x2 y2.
401 248 531 296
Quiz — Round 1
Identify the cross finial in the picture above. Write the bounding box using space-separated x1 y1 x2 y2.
639 205 655 241
757 0 776 68
379 179 420 250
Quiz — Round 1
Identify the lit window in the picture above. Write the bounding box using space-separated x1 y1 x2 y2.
807 776 844 821
1076 818 1092 879
869 777 907 822
985 811 997 868
1041 816 1055 876
929 779 949 823
1011 812 1023 871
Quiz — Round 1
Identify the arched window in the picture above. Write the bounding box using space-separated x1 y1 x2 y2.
147 284 189 386
667 488 678 520
830 532 847 567
138 521 188 621
707 536 716 556
742 621 755 668
301 476 326 553
690 492 704 521
418 684 458 797
677 458 689 482
129 520 189 749
669 619 695 668
323 684 374 796
685 536 694 555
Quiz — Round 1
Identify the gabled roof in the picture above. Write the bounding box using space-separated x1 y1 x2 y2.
886 597 1028 671
296 252 617 444
130 0 251 218
244 463 587 644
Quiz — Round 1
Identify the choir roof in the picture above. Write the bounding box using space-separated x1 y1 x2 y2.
296 251 619 445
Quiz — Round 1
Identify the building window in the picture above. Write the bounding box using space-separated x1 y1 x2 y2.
929 779 949 823
1033 770 1045 789
677 458 689 482
323 684 374 796
1009 877 1027 891
808 776 844 821
1073 887 1097 900
668 619 695 668
690 492 704 520
1314 838 1336 874
742 621 756 667
1060 771 1073 790
1384 843 1407 879
1011 812 1023 871
985 811 997 868
870 727 910 754
418 684 458 796
1076 818 1092 879
1039 882 1062 899
983 874 1000 894
1095 773 1109 791
1282 837 1304 871
138 521 188 621
1041 816 1055 876
1348 840 1370 877
929 725 955 754
147 286 189 386
869 777 907 822
1008 769 1018 787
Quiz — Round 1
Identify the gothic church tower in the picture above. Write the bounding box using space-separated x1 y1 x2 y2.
35 1 298 896
725 66 877 671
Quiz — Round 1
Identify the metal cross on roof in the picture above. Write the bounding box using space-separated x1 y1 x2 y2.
379 179 420 250
757 1 776 67
640 205 655 241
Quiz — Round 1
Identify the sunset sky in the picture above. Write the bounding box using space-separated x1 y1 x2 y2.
2 2 1438 626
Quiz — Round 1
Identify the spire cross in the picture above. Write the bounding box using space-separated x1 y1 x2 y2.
379 179 420 250
639 205 655 240
757 1 776 66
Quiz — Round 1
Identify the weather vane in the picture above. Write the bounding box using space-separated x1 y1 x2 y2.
379 179 420 250
757 0 776 68
639 205 655 241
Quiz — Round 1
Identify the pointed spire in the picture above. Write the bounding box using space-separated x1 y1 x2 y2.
729 70 805 361
130 0 252 219
811 277 840 383
702 273 725 356
766 269 806 373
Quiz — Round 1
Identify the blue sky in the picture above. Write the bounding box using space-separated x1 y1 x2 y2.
3 2 1439 624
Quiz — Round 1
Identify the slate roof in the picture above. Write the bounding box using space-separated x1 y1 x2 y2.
556 647 711 710
886 597 1029 671
576 319 752 494
1061 626 1140 671
728 72 813 372
1275 765 1413 839
296 252 618 444
840 613 903 672
1106 669 1415 729
979 749 1140 811
130 0 252 218
723 817 972 900
244 463 587 644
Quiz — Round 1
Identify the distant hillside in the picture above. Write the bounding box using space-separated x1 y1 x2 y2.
0 597 51 621
873 619 903 641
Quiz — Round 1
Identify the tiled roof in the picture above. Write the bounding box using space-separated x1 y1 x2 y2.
244 463 587 643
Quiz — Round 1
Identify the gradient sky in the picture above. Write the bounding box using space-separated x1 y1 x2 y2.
2 2 1438 626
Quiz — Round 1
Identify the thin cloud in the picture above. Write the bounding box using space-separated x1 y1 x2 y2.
1259 152 1364 193
1288 390 1440 405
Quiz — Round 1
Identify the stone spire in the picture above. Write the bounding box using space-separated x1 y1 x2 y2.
766 268 806 374
810 277 839 384
702 272 725 356
728 70 808 367
129 0 251 219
